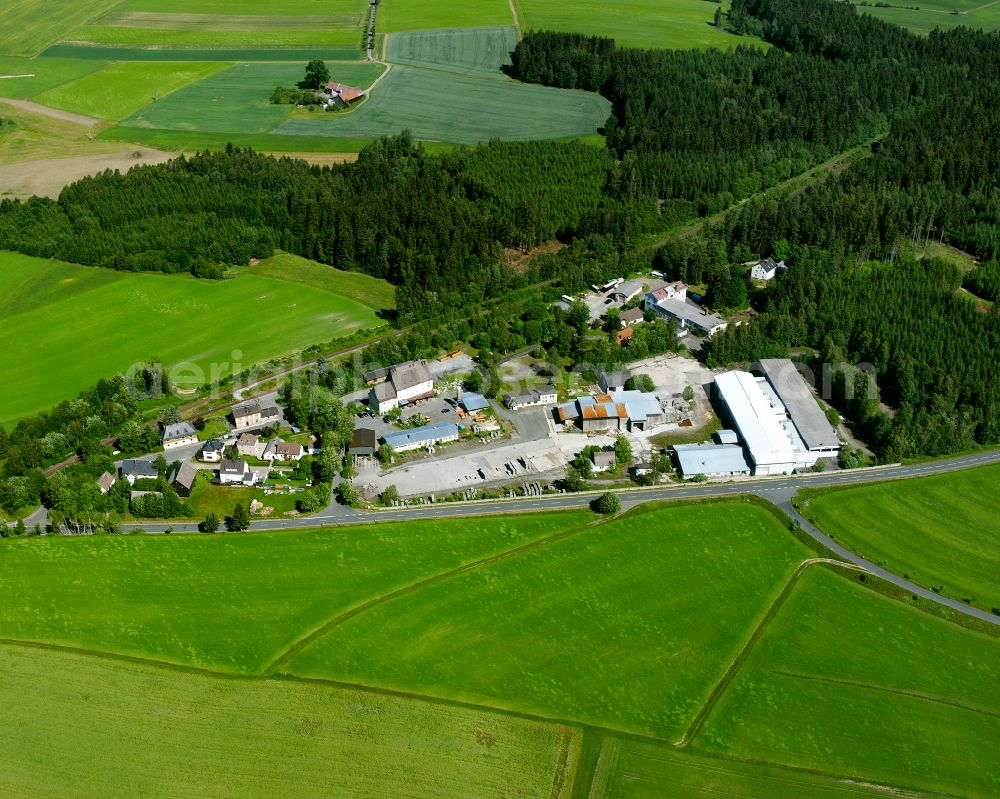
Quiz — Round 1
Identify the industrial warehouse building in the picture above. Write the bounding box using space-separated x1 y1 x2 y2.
708 360 840 476
382 422 459 453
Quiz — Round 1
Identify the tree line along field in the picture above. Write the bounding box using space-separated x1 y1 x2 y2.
0 250 387 425
0 644 578 799
0 498 997 796
798 464 1000 613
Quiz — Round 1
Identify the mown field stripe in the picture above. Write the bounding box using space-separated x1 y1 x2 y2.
262 511 609 674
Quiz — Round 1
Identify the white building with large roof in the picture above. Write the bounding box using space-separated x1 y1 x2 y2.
714 371 800 475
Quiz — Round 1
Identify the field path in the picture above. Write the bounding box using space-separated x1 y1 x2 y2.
675 558 863 748
508 0 522 35
0 97 100 127
262 513 606 675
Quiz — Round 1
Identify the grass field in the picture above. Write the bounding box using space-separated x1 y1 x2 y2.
70 24 363 49
0 643 578 799
276 65 611 144
246 251 396 312
33 61 228 120
0 511 591 671
285 501 814 739
379 0 514 32
0 0 122 56
119 61 383 135
696 567 1000 797
0 101 125 166
42 44 363 61
0 251 386 424
853 0 1000 35
588 737 896 798
0 56 109 98
386 26 517 76
516 0 767 50
798 464 1000 612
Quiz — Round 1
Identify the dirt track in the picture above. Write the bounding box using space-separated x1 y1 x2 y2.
0 97 101 127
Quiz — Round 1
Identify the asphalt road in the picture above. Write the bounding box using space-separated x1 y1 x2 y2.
45 448 1000 625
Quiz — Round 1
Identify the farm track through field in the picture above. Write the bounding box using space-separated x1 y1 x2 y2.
0 97 99 126
262 512 610 674
675 558 864 747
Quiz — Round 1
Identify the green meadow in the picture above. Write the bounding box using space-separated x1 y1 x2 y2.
516 0 767 50
118 61 383 135
246 252 396 312
0 57 108 99
0 511 590 671
385 26 518 76
799 464 1000 612
34 61 227 120
0 643 578 799
0 0 122 56
276 65 611 144
696 567 1000 797
285 501 814 739
852 0 1000 35
0 250 386 424
589 737 896 798
379 0 514 32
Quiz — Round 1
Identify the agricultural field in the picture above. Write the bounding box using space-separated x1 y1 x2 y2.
385 26 518 76
285 501 814 739
0 251 386 424
0 511 591 671
0 643 578 799
587 737 895 798
0 0 122 56
33 61 227 120
798 464 1000 612
852 0 1000 35
277 65 611 144
246 251 396 312
0 101 127 166
378 0 514 32
0 56 108 98
42 44 364 61
515 0 767 50
695 567 1000 797
118 61 383 135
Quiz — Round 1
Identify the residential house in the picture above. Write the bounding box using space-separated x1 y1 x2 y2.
236 433 263 459
97 471 116 494
219 458 255 486
325 80 366 106
750 257 787 281
231 398 281 431
121 459 159 485
590 450 617 472
170 462 197 497
615 326 634 346
504 385 558 410
261 438 305 462
643 282 728 337
382 422 459 453
199 439 226 463
162 422 198 450
619 307 644 327
369 360 435 414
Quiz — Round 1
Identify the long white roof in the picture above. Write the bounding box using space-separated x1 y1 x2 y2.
715 371 796 467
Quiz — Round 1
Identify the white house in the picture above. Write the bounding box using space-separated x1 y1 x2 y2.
231 398 281 430
219 458 255 486
162 421 198 450
199 439 226 463
504 385 558 410
121 459 158 485
261 438 305 462
236 433 264 459
751 257 787 281
382 422 459 453
643 282 728 338
369 360 435 414
590 450 617 472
